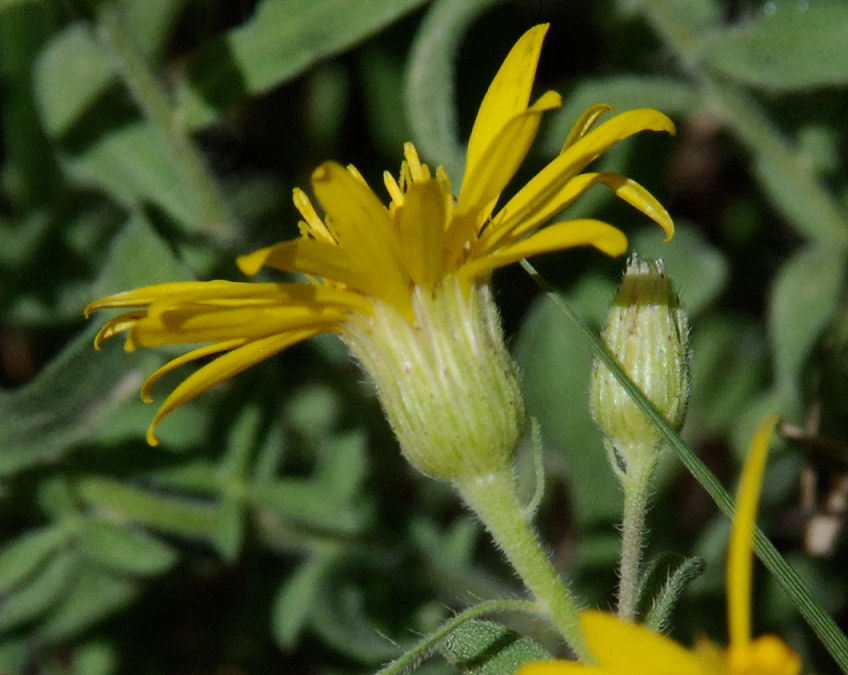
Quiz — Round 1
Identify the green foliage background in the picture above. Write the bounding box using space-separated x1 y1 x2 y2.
1 0 847 672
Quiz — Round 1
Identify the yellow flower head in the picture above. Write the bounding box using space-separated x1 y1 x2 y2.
518 415 801 675
87 25 674 461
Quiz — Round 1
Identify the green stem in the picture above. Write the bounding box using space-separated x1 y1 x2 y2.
454 469 590 661
96 4 233 240
616 451 655 621
521 259 848 671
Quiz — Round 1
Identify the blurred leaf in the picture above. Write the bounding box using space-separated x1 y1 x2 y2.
0 323 149 475
176 0 428 129
0 211 50 268
249 478 367 535
0 0 38 10
34 23 116 137
213 497 244 562
404 0 505 179
515 280 622 528
0 1 65 209
0 637 28 675
37 564 138 642
0 550 77 632
271 550 336 648
631 220 728 316
438 619 550 674
285 383 341 444
360 47 411 156
0 215 186 474
72 639 119 675
76 477 219 540
63 119 200 228
316 430 368 501
310 584 399 663
121 0 187 58
0 525 70 595
768 245 844 408
80 519 177 576
304 61 350 150
688 314 767 436
702 5 848 90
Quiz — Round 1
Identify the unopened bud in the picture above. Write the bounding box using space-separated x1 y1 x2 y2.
590 254 690 469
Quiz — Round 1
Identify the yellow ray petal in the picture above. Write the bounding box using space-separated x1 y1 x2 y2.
457 89 562 220
561 103 616 151
237 239 371 294
460 219 627 280
145 329 320 446
465 24 549 181
140 339 247 402
581 611 707 673
310 161 411 308
488 109 675 236
485 172 673 252
85 281 239 316
129 304 348 347
93 310 146 349
397 177 449 287
728 413 780 648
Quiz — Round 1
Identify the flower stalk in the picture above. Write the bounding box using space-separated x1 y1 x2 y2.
455 469 590 661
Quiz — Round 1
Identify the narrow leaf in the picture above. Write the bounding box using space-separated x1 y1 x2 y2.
81 519 177 577
0 526 70 595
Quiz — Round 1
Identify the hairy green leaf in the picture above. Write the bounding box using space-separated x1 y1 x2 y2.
176 0 427 129
63 120 200 228
438 619 550 674
702 6 848 90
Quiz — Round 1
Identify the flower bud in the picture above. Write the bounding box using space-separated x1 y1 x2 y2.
590 254 690 469
341 276 524 482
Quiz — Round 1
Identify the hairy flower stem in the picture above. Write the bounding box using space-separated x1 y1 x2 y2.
455 469 590 661
616 452 656 621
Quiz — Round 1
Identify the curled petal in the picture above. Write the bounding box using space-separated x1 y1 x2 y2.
93 311 146 350
489 109 675 237
460 219 627 280
146 329 320 446
140 339 246 402
85 281 237 316
561 103 616 151
485 172 673 252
